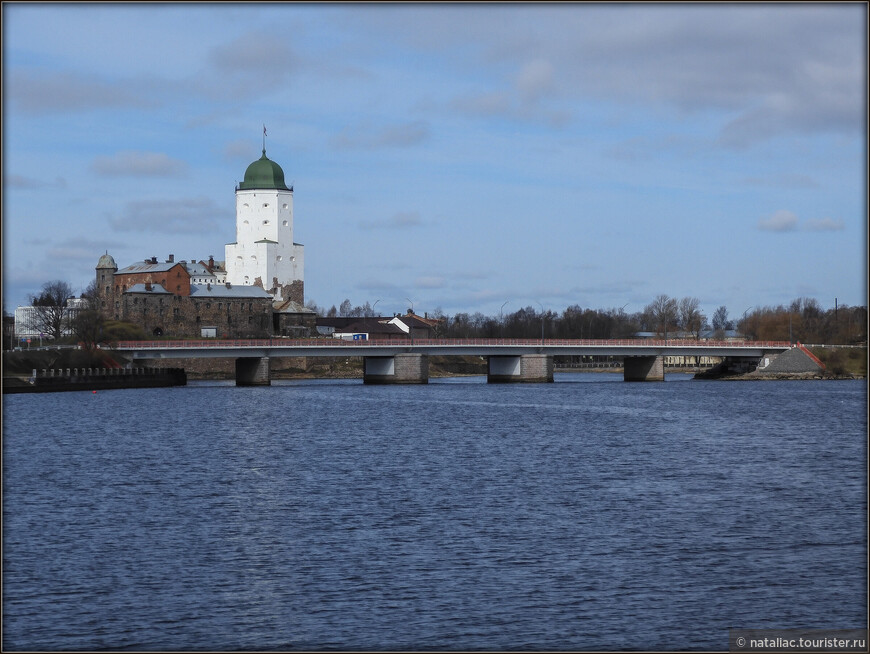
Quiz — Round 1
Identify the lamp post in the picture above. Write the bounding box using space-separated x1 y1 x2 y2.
742 306 752 340
536 301 545 345
500 301 509 339
371 299 380 318
405 298 415 345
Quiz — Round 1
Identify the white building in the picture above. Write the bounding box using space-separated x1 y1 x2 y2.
225 148 304 303
14 303 82 340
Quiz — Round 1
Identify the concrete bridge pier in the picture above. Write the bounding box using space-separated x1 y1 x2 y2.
236 357 271 386
624 356 664 381
363 354 429 384
488 354 554 383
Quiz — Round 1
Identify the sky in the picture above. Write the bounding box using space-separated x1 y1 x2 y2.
2 2 867 324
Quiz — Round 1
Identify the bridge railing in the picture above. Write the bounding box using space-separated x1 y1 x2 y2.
113 338 793 349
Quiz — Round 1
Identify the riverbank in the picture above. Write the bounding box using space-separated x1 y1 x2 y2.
3 368 187 394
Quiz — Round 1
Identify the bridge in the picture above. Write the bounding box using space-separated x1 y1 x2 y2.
114 338 794 385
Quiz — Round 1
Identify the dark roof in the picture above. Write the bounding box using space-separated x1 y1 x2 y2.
336 319 406 336
125 283 171 294
317 316 393 328
117 261 188 275
273 299 316 314
189 284 272 299
394 313 443 328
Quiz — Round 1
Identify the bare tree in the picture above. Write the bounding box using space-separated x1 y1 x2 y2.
69 280 105 352
28 280 75 340
646 294 679 339
679 297 705 339
711 306 730 332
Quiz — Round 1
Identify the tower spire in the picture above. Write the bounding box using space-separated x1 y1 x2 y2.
262 124 267 155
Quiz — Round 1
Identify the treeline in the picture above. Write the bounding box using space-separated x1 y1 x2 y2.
16 280 867 347
738 298 866 344
307 294 867 345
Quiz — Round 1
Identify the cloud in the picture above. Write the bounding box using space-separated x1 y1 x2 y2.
741 174 820 189
515 59 555 103
450 92 512 117
382 5 863 143
223 139 257 161
91 151 188 177
5 174 67 189
208 32 298 85
803 218 845 232
109 197 227 234
449 59 569 126
352 278 402 293
45 237 127 265
7 71 153 115
359 211 424 230
604 134 699 162
758 210 799 232
415 276 445 289
332 121 429 149
757 211 845 233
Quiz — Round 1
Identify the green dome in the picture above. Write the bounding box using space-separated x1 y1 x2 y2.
238 149 290 191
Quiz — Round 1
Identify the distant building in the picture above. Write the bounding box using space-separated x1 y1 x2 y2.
3 314 15 349
13 303 83 341
322 313 443 341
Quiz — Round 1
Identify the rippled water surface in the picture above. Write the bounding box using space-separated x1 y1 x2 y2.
3 374 867 650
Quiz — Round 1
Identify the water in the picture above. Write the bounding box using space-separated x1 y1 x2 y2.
3 374 866 651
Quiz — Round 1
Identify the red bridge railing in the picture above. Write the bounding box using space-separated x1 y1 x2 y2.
114 338 794 349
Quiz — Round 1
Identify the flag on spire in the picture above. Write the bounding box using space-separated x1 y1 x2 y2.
263 125 267 136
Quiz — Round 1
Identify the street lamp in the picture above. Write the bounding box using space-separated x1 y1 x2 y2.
405 298 414 315
536 301 545 344
741 306 753 339
371 299 380 317
500 301 509 339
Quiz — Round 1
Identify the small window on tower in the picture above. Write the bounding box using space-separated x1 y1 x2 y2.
282 220 288 226
263 220 269 225
243 219 249 225
276 256 282 261
282 204 288 209
263 203 269 208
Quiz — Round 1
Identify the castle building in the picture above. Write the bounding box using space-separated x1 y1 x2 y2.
91 143 315 339
225 148 304 304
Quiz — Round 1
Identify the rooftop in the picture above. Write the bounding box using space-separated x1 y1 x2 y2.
117 261 185 275
237 150 291 191
189 283 272 299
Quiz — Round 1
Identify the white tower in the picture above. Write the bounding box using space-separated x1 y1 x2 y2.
225 146 304 303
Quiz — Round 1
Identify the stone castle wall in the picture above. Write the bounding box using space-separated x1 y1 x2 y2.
118 291 273 339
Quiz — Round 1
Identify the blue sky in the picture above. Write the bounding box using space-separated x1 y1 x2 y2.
3 2 867 323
